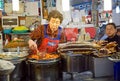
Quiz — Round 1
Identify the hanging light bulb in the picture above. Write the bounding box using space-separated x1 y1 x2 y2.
116 5 120 13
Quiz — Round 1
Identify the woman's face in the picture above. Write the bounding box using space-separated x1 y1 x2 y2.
105 25 117 37
49 17 61 32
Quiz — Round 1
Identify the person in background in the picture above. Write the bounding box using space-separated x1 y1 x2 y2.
28 10 66 54
117 27 120 36
105 23 120 51
105 23 120 81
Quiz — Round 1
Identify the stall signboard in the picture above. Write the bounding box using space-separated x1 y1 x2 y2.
72 2 92 10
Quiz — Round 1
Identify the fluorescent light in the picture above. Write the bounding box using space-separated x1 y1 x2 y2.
104 0 112 11
62 0 70 11
116 5 120 13
12 0 19 11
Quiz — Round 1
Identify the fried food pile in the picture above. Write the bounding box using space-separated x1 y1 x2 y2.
4 38 28 48
28 53 59 60
95 41 117 54
93 40 118 57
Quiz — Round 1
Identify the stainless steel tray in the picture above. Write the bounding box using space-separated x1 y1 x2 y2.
108 57 120 62
0 52 28 60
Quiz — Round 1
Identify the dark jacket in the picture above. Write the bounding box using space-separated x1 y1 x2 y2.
105 34 120 51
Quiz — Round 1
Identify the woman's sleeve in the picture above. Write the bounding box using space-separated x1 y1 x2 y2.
30 25 43 40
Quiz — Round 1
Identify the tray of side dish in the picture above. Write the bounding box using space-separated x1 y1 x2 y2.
0 52 28 60
108 52 120 62
108 57 120 62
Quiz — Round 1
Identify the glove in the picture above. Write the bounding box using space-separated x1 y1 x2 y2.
28 39 37 50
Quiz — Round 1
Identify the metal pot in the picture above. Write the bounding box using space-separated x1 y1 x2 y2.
10 60 27 81
60 51 86 73
27 57 61 81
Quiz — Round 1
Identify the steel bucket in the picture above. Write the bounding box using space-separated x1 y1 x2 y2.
27 57 61 81
61 52 86 73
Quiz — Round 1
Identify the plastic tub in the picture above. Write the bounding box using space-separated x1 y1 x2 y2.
114 62 120 81
3 29 12 34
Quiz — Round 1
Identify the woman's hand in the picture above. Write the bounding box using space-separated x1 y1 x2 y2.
28 39 37 50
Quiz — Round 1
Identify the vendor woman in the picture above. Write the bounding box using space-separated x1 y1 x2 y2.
28 10 66 54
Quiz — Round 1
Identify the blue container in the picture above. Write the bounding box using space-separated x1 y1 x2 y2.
3 29 12 34
114 62 120 81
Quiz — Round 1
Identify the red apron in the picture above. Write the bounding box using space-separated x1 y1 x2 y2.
38 38 59 53
38 25 62 53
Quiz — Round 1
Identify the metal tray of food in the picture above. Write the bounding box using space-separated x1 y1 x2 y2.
3 47 29 52
108 52 120 62
0 52 28 60
108 57 120 62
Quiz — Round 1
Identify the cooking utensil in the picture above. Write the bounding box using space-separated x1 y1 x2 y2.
36 49 40 55
17 46 20 54
36 49 46 58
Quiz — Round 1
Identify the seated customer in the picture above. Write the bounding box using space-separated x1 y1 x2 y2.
105 23 120 51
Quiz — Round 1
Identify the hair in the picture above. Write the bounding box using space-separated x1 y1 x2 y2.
47 10 63 23
106 23 116 29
